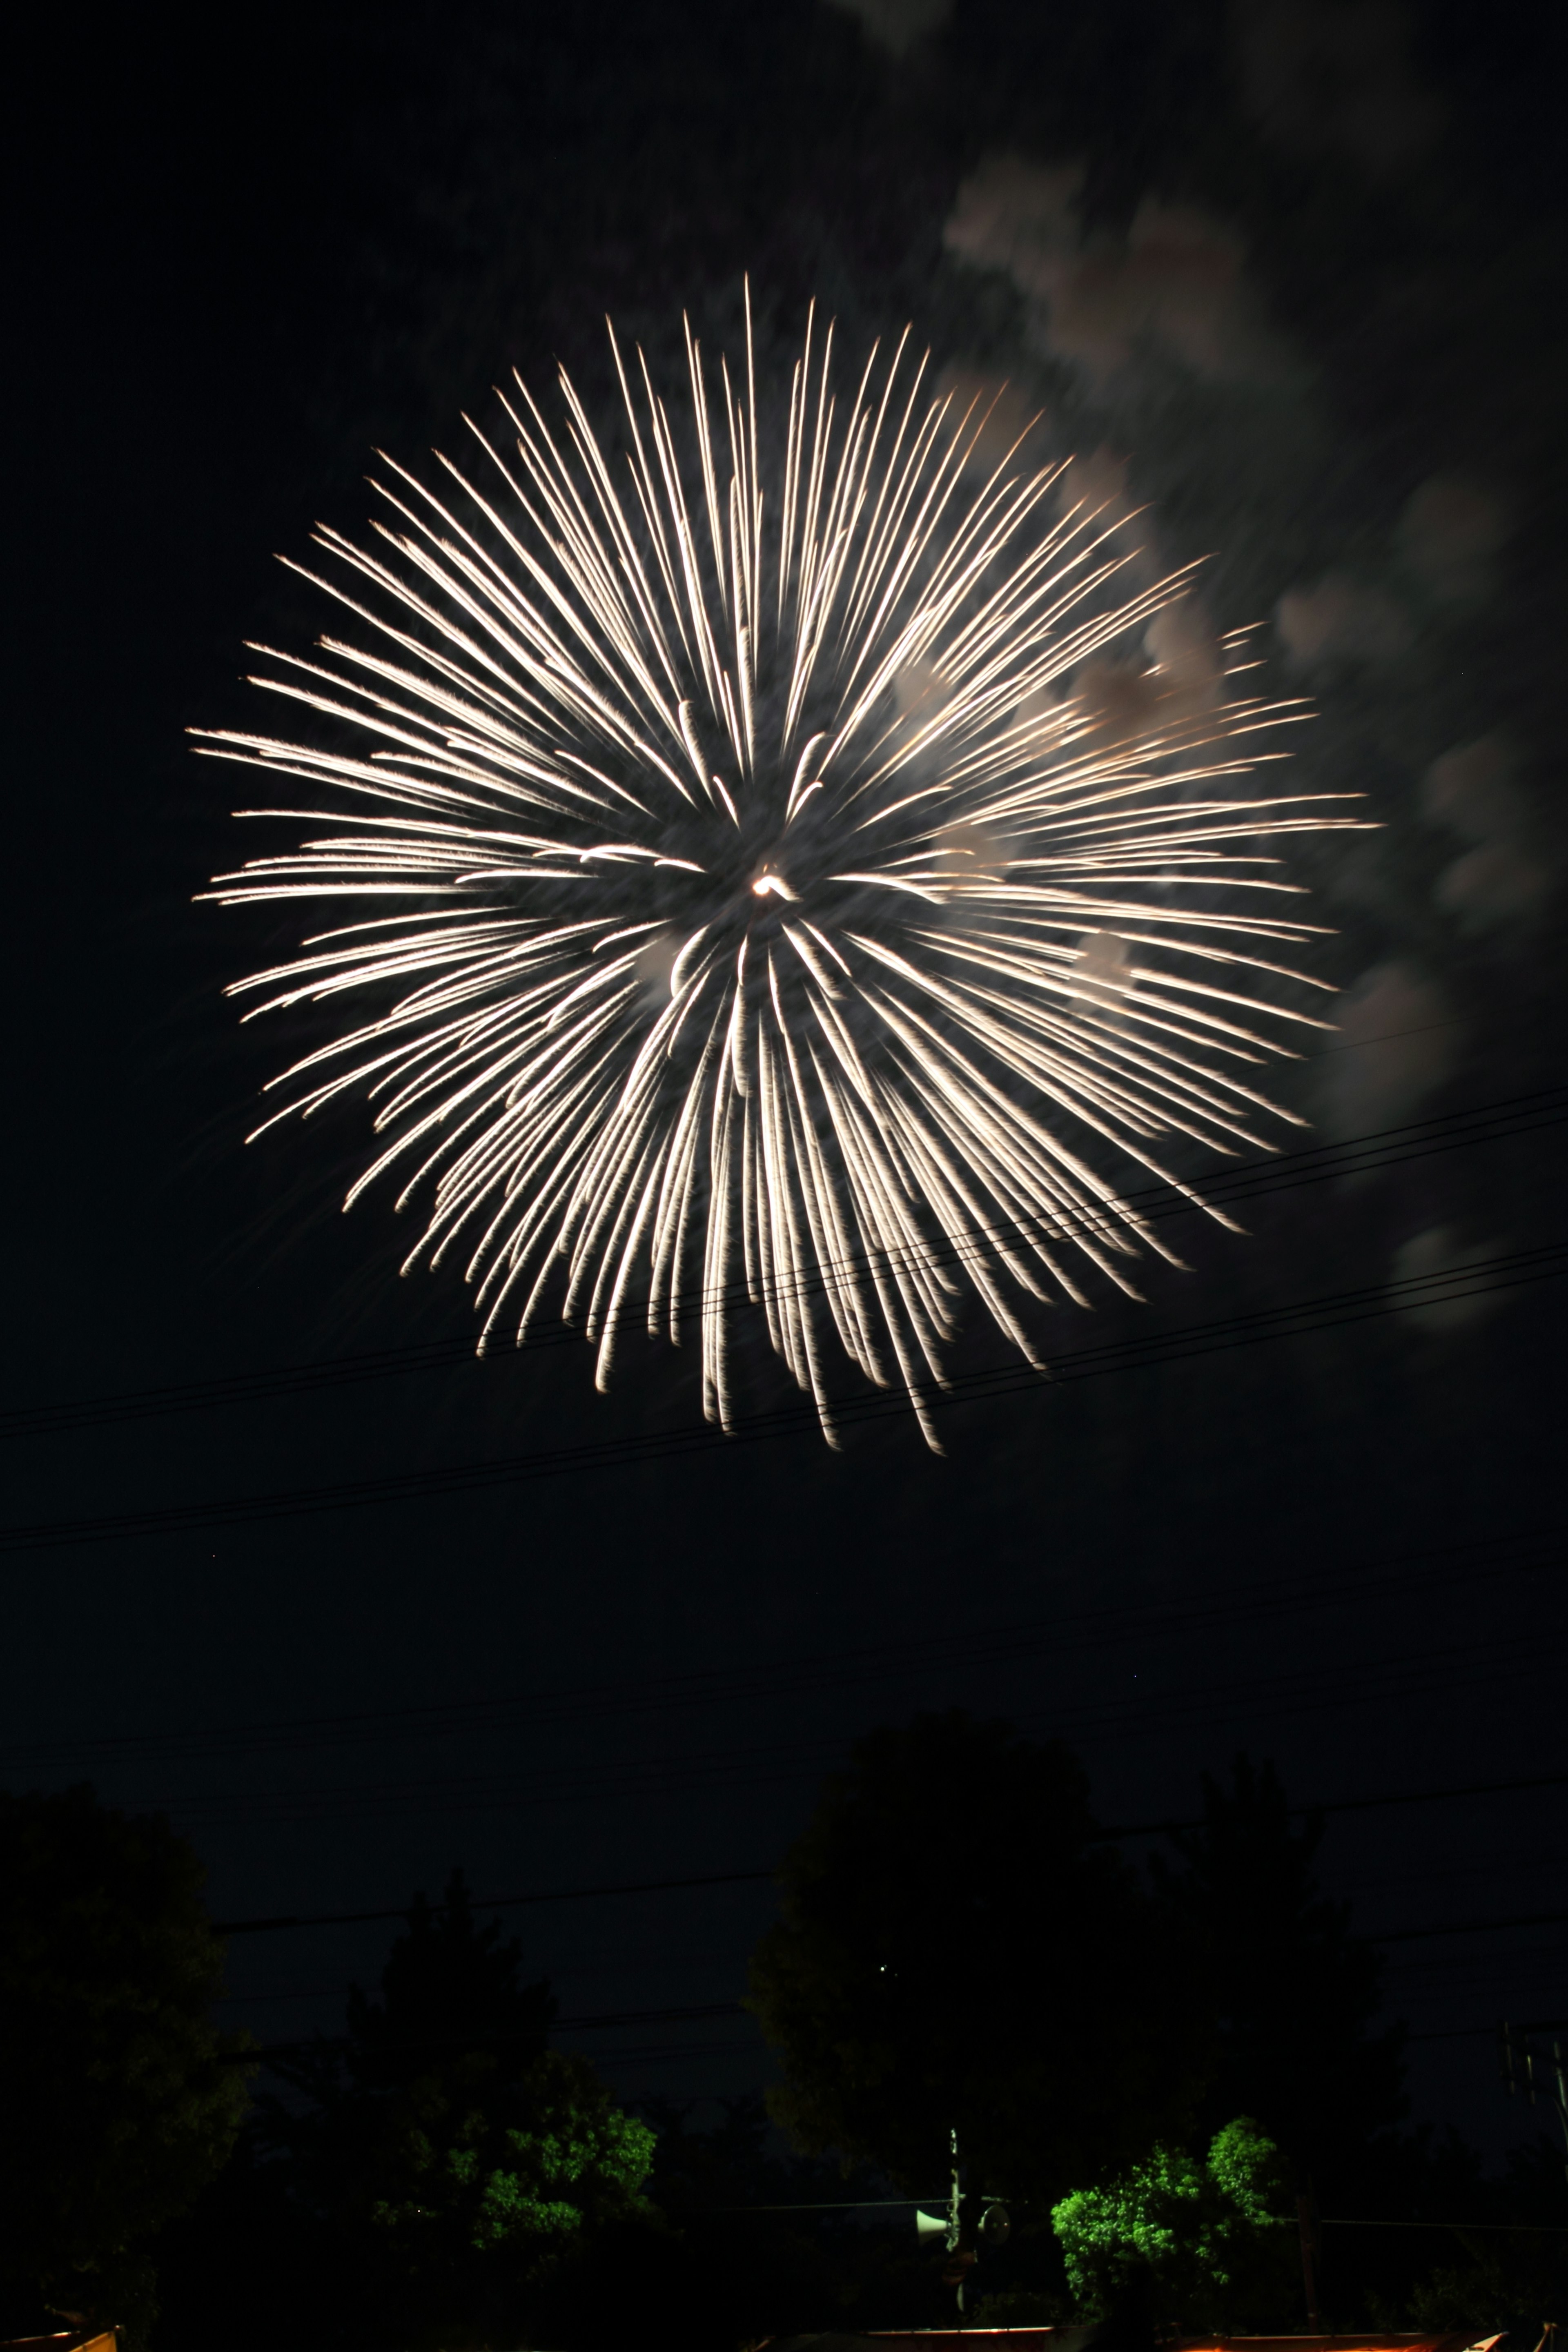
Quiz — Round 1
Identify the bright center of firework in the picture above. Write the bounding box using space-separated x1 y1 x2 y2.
201 296 1356 1451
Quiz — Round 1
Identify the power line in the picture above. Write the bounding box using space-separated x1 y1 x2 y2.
1374 1908 1568 1946
94 1551 1556 1833
161 1626 1559 1837
562 1999 740 2031
38 1543 1549 1843
1113 1767 1568 1842
5 1239 1565 1553
722 2203 1568 2232
235 1907 1568 2059
13 1523 1553 1859
581 2034 762 2069
236 1998 757 2065
730 2200 943 2212
212 1766 1568 1936
1320 2218 1568 2236
8 1522 1556 1778
2 1085 1561 1447
1407 2020 1568 2043
218 2009 1558 2053
214 1866 774 1936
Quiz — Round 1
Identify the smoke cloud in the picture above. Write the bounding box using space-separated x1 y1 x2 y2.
1234 0 1447 177
1389 1224 1503 1334
823 0 951 53
1422 735 1550 935
1316 960 1459 1136
1274 574 1413 669
944 158 1285 386
1396 475 1511 607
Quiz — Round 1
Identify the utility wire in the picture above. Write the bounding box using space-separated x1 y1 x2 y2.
161 1626 1561 1836
2 1086 1561 1446
31 1533 1551 1844
1373 1908 1568 1945
235 1915 1568 2060
11 1521 1552 1850
214 1866 775 1936
7 1522 1556 1777
729 2200 943 2212
724 2203 1568 2232
1319 2219 1568 2235
236 1999 751 2065
33 1539 1552 1837
1111 1767 1568 1842
4 1239 1564 1553
1407 2025 1557 2044
212 1767 1568 1936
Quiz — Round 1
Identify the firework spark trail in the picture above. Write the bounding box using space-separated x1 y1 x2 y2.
198 293 1365 1449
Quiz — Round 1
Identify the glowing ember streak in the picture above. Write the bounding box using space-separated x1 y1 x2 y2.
197 294 1363 1449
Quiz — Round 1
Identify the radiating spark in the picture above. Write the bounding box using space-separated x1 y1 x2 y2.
198 292 1365 1449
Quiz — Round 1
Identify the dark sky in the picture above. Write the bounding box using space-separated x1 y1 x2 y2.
6 0 1566 2176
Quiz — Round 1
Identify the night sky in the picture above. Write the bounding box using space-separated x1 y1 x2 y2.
7 0 1566 2178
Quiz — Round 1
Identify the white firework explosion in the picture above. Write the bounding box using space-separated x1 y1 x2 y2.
198 296 1359 1449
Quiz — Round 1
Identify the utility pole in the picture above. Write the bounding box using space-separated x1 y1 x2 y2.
915 2128 1009 2314
942 2127 978 2310
1501 2021 1568 2202
1296 2181 1323 2330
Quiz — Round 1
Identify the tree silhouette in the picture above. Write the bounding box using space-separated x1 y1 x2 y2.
262 1869 654 2350
748 1712 1208 2205
0 1785 250 2343
1154 1756 1406 2187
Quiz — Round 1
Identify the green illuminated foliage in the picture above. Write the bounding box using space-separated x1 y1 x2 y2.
368 2049 657 2260
258 1871 659 2348
1051 2117 1296 2328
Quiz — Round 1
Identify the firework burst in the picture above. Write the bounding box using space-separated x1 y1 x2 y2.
198 296 1359 1448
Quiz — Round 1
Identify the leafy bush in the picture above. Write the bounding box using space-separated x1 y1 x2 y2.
1051 2117 1297 2329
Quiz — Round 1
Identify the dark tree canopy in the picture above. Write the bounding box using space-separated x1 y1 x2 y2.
259 1870 655 2350
343 1867 556 2091
747 1712 1208 2203
0 1784 249 2340
1153 1756 1407 2187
